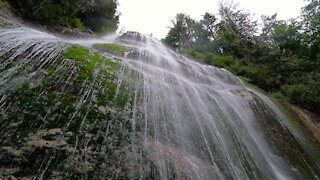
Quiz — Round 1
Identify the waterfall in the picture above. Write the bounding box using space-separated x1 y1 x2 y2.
0 18 319 179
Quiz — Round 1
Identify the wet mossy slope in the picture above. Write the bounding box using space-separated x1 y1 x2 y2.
0 39 143 178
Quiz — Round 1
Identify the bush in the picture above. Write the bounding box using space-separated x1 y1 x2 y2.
7 0 118 32
179 47 320 115
181 48 208 61
211 55 234 67
271 91 288 100
286 84 320 114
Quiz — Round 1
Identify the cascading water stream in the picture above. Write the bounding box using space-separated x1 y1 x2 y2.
0 18 319 179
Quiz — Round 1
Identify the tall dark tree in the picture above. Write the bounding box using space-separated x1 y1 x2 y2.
216 1 257 58
162 13 195 50
197 13 221 53
77 0 119 32
162 0 320 114
301 0 320 61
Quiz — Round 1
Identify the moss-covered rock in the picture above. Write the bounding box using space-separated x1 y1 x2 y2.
92 43 136 58
250 95 320 179
0 33 144 178
93 43 132 53
1 18 320 179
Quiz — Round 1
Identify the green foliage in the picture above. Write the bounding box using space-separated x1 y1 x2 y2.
211 55 234 67
64 45 99 78
63 45 121 79
271 91 288 101
70 18 85 30
76 0 119 32
162 13 195 50
97 25 118 35
286 84 320 113
181 48 209 60
217 1 258 58
0 0 7 8
162 13 220 53
63 46 89 61
302 0 320 42
163 0 320 114
93 43 132 52
7 0 118 32
38 1 84 29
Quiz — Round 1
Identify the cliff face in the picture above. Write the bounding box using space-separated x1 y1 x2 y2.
0 15 320 179
0 19 140 179
277 101 320 148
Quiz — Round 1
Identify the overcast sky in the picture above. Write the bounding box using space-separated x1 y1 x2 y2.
117 0 307 39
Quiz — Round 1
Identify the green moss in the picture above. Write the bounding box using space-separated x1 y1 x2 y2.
63 46 89 61
86 54 100 71
252 96 320 178
93 43 132 53
0 41 141 177
63 45 122 80
3 44 135 141
129 71 139 82
106 84 117 101
105 60 121 72
44 92 77 129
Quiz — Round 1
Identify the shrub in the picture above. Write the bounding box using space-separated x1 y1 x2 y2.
271 91 288 100
286 84 320 113
7 0 118 32
211 55 234 67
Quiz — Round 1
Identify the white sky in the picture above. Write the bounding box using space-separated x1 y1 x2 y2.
117 0 307 39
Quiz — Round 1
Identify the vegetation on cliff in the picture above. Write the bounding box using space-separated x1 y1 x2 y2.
163 0 320 115
6 0 119 33
0 1 320 178
0 33 139 178
93 43 133 53
0 15 320 178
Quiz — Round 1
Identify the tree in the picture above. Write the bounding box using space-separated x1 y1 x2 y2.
163 12 221 53
162 0 320 114
198 13 221 53
301 0 320 61
302 0 320 42
162 13 195 50
216 1 257 58
201 13 218 38
261 14 302 54
77 0 119 32
7 0 119 32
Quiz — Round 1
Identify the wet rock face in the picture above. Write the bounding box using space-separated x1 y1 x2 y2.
0 20 142 178
120 31 147 44
248 95 320 179
1 19 320 179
